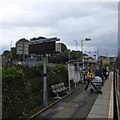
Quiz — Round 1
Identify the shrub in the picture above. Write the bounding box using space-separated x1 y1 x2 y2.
2 66 26 118
2 63 68 118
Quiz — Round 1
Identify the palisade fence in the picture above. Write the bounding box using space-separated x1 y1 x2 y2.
2 63 68 119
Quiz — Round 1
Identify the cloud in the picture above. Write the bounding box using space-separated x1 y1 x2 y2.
0 1 118 57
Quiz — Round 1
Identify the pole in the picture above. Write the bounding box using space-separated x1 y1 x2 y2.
75 40 79 70
43 54 48 107
97 49 99 63
68 78 71 92
81 40 84 70
68 51 71 61
23 43 25 62
10 41 12 62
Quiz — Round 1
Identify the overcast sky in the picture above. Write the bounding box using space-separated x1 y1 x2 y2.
0 0 118 57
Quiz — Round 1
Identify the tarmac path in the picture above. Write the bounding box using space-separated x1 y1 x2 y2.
32 83 99 119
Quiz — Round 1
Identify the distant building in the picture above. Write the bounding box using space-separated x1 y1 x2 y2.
99 56 116 66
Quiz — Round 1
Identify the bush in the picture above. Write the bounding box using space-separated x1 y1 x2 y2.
47 64 68 97
2 63 68 118
2 66 26 118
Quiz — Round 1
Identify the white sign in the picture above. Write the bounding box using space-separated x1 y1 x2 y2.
67 63 75 81
74 71 80 83
16 42 29 55
55 43 61 53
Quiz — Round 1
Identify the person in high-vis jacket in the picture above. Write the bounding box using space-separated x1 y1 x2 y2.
85 69 102 94
85 69 94 90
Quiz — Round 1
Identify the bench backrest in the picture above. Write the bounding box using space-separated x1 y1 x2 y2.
51 85 56 91
51 82 66 92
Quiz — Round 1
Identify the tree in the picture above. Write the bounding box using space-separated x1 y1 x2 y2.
70 50 83 60
2 50 10 61
49 43 68 64
18 38 30 43
11 47 17 60
61 43 67 52
30 36 46 41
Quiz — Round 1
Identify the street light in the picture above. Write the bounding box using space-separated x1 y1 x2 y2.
10 41 13 62
74 40 79 72
74 40 78 52
68 49 71 61
81 38 91 69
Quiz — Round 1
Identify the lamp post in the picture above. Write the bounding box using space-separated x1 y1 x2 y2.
74 40 79 69
74 40 78 52
81 38 91 70
10 41 13 62
68 49 71 61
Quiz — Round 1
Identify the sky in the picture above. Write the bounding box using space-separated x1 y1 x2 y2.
0 0 118 57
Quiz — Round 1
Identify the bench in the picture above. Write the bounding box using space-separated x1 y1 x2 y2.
51 82 69 99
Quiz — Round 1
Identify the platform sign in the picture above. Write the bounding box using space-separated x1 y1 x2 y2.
16 42 29 55
28 37 60 107
29 41 55 55
29 41 61 55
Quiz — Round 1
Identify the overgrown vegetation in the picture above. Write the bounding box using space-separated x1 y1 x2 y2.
2 64 68 119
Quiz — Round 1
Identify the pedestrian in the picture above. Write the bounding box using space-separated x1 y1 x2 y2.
85 69 94 90
99 67 105 81
102 67 107 80
85 69 102 93
106 67 109 78
95 68 104 84
82 69 86 84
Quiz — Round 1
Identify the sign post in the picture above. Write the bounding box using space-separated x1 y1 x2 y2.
29 37 61 107
43 54 47 107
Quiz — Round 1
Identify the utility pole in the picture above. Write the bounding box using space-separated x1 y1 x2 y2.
10 41 12 62
74 40 79 70
68 50 71 61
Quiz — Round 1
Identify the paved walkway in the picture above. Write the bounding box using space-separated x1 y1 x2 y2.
87 72 113 118
31 83 99 119
30 72 113 119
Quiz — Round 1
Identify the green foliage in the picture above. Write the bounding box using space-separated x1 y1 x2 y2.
69 50 82 60
11 47 17 60
47 64 68 97
2 63 68 118
18 38 29 43
2 66 25 118
2 50 10 59
51 52 69 64
3 66 23 82
61 43 67 52
48 64 67 83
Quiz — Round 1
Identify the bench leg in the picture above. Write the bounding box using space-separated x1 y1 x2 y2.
54 93 61 99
